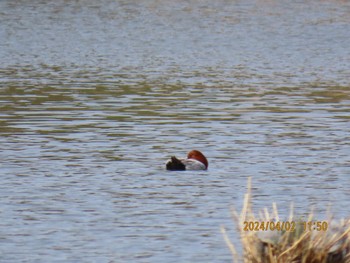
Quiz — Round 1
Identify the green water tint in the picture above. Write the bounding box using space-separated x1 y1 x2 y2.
0 0 349 261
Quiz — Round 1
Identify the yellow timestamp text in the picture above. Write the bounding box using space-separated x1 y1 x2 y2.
243 221 328 232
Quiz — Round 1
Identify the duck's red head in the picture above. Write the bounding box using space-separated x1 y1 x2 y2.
187 150 208 169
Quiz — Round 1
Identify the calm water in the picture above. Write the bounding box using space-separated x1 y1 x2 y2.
1 0 350 262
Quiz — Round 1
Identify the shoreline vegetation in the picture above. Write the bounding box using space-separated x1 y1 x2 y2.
221 178 350 263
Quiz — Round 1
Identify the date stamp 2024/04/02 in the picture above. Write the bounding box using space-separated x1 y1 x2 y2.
243 221 329 232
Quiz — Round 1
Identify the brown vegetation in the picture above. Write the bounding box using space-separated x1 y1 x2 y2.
221 177 350 263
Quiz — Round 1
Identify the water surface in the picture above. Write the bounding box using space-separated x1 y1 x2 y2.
0 0 350 262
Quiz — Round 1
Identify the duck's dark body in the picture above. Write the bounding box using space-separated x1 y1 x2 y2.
166 156 186 171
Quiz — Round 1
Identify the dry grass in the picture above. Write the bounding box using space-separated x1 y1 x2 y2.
221 177 350 263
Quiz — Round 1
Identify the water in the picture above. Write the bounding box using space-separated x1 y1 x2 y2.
0 0 350 262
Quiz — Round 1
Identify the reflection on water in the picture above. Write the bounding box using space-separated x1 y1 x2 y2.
0 0 350 262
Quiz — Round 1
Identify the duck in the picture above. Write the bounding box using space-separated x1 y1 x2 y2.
166 150 208 171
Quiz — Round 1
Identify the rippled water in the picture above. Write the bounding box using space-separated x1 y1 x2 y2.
1 0 350 262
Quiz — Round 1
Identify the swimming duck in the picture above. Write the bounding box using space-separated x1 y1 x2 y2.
166 150 208 171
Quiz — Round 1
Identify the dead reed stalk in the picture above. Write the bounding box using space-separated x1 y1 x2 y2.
221 177 350 263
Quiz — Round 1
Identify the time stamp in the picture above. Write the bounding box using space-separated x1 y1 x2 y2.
243 221 328 232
